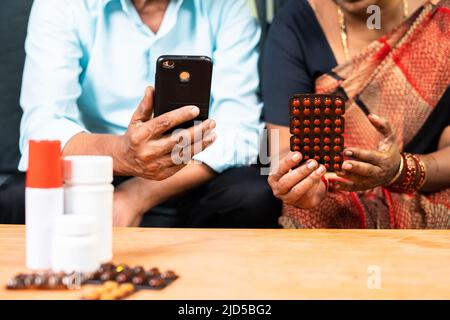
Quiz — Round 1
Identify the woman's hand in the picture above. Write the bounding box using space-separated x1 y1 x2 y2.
334 114 401 191
268 152 327 209
114 86 216 180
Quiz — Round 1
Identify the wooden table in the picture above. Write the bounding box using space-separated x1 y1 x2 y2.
0 225 449 300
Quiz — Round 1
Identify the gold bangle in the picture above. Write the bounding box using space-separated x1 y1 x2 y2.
386 155 404 186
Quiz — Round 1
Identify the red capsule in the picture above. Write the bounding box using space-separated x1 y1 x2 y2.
303 119 311 126
324 137 331 144
324 108 331 115
303 138 310 144
314 98 321 106
335 119 342 126
292 99 300 107
304 155 310 161
303 128 310 134
314 145 320 152
314 127 321 134
334 164 341 170
314 108 321 115
334 156 341 162
293 146 300 151
324 155 331 162
314 155 321 161
335 99 343 107
335 108 343 116
292 119 300 127
324 145 330 152
293 138 301 144
324 127 331 134
334 137 341 144
303 98 311 107
304 108 311 116
292 108 300 116
314 137 321 144
303 146 310 152
324 118 331 126
324 98 332 106
333 146 341 152
314 119 321 126
293 128 300 135
335 127 342 134
325 163 330 169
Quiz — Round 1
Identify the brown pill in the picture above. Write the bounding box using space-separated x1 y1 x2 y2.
148 278 165 288
160 271 177 280
314 127 321 134
115 273 128 284
146 268 161 278
132 276 145 286
100 271 115 282
292 99 300 107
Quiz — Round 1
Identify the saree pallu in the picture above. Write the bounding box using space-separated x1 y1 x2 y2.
281 0 450 229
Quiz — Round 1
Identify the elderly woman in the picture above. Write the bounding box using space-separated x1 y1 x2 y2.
263 0 450 228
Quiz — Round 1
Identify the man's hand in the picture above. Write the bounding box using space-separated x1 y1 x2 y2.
114 86 216 180
268 152 327 209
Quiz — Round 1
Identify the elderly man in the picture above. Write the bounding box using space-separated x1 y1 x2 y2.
15 0 281 227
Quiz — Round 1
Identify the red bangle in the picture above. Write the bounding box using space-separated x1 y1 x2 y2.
321 176 329 191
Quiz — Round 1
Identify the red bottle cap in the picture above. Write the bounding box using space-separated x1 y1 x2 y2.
26 140 62 189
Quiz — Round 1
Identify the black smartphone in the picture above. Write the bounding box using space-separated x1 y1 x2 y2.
154 55 213 132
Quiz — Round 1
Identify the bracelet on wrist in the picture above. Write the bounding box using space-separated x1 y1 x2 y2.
385 152 427 193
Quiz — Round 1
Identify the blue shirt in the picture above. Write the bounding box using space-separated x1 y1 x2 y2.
19 0 264 173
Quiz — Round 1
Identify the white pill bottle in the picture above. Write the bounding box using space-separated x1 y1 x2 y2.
63 156 114 263
26 140 64 270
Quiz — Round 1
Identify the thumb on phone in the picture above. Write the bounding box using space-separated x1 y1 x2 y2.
129 86 154 125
